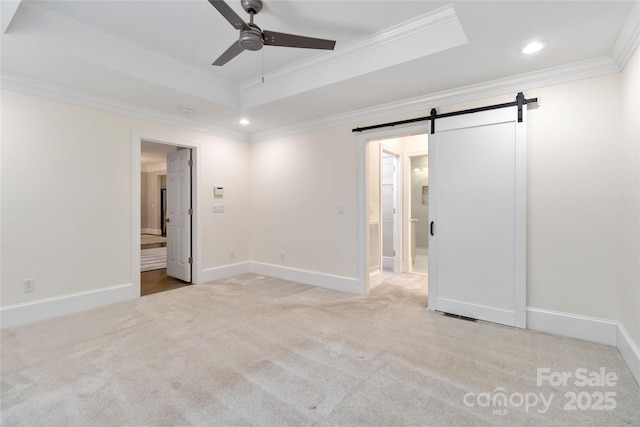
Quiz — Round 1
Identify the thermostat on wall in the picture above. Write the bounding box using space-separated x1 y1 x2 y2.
214 187 224 197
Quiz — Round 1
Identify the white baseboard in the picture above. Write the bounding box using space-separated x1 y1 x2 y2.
250 262 363 295
526 307 640 386
617 323 640 386
1 283 137 328
438 297 516 327
369 270 384 291
0 262 359 327
526 307 618 346
141 228 162 235
199 262 251 283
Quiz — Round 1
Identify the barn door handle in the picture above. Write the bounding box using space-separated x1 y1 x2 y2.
430 221 434 236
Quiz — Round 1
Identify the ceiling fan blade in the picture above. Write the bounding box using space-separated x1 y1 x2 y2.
207 0 249 31
212 40 245 66
263 30 336 50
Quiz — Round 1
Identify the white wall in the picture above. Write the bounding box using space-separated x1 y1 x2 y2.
249 127 359 278
525 74 624 321
1 90 251 308
368 140 381 225
620 45 640 347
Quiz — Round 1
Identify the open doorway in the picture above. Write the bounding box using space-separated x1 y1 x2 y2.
381 150 400 273
140 141 192 296
409 154 429 274
363 130 429 297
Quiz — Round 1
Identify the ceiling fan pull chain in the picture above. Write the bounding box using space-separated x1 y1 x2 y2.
262 49 265 83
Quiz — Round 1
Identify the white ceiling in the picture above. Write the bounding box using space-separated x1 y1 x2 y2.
1 0 638 138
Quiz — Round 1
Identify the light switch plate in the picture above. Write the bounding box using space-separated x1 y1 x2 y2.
212 204 225 213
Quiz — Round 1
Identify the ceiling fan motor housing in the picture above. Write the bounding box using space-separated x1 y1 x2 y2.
240 24 264 51
241 0 262 14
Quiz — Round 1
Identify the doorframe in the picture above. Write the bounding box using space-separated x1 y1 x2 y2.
358 123 430 294
131 132 201 296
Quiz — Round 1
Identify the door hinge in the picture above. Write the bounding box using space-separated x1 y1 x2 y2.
393 208 396 214
188 208 193 215
188 159 193 167
188 257 193 264
393 250 396 256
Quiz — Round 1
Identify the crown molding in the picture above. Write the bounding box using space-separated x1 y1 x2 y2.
611 0 640 69
238 5 466 109
249 55 620 142
15 2 231 87
1 0 22 34
239 5 457 93
13 2 239 108
2 51 622 146
1 73 250 143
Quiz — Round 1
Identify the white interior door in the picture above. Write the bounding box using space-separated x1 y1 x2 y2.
166 149 192 282
381 153 398 272
428 107 526 328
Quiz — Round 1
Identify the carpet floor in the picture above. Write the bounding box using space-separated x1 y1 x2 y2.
2 274 639 426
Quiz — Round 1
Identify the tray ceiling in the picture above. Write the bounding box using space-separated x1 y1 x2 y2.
1 1 637 137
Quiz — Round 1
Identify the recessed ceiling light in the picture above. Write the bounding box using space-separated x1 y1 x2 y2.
239 118 250 126
520 41 548 55
178 106 193 114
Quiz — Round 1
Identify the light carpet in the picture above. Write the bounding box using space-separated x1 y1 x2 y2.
2 274 639 426
141 247 167 272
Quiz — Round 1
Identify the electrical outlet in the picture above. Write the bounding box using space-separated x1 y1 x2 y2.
230 249 235 259
23 278 35 293
281 251 285 261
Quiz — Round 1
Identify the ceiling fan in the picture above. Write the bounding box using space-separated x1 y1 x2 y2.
208 0 337 66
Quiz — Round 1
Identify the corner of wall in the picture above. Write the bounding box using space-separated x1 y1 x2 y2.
249 262 363 295
526 306 640 386
617 322 640 386
199 262 252 284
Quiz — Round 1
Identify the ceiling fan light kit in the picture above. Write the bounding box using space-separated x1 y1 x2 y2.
208 0 336 66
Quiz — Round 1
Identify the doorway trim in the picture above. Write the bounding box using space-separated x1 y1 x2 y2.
358 123 430 294
132 132 201 296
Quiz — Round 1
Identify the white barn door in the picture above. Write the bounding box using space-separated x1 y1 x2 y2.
428 107 526 328
166 149 192 282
